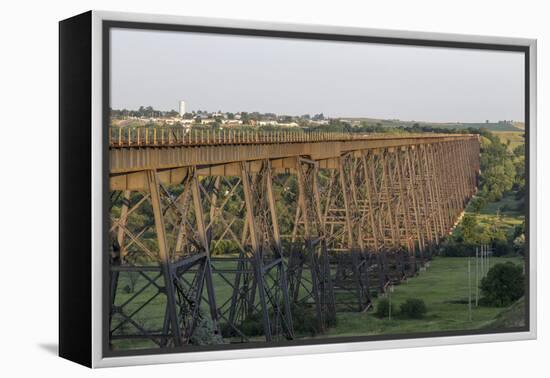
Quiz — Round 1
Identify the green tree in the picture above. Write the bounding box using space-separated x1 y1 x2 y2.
480 262 524 307
479 132 516 201
460 215 478 243
468 196 487 213
513 144 525 158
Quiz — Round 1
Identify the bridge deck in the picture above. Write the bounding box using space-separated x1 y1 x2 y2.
110 130 478 175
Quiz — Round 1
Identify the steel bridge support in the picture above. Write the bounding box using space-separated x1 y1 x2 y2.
109 168 219 348
199 161 294 342
288 157 337 331
320 154 370 311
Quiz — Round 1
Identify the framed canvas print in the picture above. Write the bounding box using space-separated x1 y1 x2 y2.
59 10 537 368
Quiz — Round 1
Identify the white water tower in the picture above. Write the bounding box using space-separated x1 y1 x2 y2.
178 100 186 117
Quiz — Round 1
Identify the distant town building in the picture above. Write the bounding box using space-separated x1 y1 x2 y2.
258 120 278 126
179 100 186 117
222 119 243 126
200 118 216 125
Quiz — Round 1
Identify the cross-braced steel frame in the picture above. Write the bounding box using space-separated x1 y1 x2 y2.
286 157 337 330
109 135 480 348
199 160 294 342
109 169 218 349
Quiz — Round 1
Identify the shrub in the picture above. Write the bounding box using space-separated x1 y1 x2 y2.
480 262 524 307
399 298 427 319
375 298 391 318
291 304 323 336
220 313 264 338
190 315 224 345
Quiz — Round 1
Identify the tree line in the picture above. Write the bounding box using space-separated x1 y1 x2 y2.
441 129 526 257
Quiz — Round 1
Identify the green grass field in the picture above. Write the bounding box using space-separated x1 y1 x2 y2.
322 256 524 338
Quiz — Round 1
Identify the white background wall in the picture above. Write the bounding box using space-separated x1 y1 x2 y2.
0 0 546 376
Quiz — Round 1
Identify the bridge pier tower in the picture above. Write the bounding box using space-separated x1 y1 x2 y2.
199 161 294 342
109 169 219 348
321 153 371 311
288 157 337 331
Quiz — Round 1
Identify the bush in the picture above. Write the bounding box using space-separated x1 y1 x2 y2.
480 262 524 307
220 313 264 338
399 298 427 319
190 315 224 345
375 298 391 318
291 304 324 336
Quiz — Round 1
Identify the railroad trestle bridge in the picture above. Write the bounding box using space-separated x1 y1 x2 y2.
108 129 480 349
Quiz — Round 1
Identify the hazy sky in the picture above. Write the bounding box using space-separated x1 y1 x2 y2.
110 28 525 123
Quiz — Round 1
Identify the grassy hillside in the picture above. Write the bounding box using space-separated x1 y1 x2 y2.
493 131 525 151
513 122 525 130
344 118 523 132
484 297 526 329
